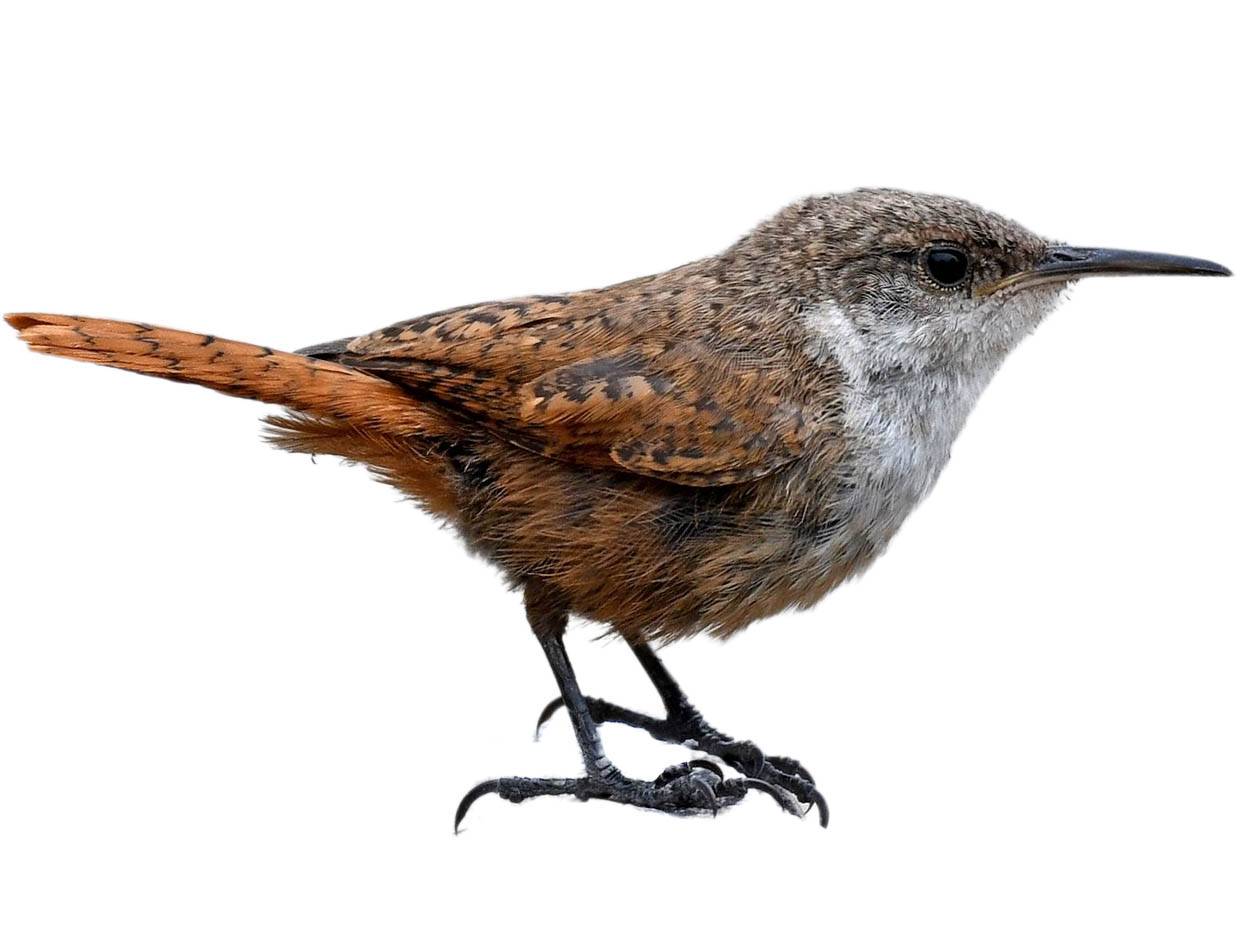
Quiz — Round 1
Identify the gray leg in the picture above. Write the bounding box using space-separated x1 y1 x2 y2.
453 588 800 831
534 640 829 827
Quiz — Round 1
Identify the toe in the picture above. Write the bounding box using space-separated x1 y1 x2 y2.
765 754 816 785
687 758 724 781
719 740 767 777
740 778 805 818
653 760 723 787
753 759 828 825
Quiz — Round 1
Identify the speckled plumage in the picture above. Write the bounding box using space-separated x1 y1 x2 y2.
7 189 1069 642
9 189 1231 828
269 189 1060 641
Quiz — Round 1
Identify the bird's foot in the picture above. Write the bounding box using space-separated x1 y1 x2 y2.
534 696 828 826
454 759 799 832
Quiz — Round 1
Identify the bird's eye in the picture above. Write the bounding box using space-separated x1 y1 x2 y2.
922 245 970 288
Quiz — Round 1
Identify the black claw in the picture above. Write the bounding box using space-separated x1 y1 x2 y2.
810 788 830 828
533 696 565 739
742 778 803 818
757 766 826 824
688 758 724 781
691 776 718 811
454 780 500 833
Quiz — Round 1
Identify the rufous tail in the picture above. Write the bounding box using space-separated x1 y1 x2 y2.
5 313 452 438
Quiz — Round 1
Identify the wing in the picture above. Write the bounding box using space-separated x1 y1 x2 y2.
516 340 812 484
309 277 814 486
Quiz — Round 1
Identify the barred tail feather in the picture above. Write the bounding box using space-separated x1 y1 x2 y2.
6 313 453 438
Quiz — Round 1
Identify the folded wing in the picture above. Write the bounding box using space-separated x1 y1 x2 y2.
313 286 814 486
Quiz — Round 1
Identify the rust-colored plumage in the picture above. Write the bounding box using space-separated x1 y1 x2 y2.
6 257 848 642
6 313 452 437
9 189 1229 828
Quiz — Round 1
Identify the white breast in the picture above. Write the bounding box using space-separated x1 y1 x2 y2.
803 301 998 553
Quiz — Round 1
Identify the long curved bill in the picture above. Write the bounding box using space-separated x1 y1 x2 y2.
978 246 1231 297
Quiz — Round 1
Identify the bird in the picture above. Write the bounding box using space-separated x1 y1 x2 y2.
6 189 1231 831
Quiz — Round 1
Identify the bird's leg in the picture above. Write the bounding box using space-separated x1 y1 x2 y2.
534 641 829 826
454 587 801 831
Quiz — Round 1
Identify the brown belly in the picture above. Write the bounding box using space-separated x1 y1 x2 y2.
270 417 862 642
460 439 863 642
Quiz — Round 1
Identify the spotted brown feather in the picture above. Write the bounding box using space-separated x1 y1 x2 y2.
325 274 817 485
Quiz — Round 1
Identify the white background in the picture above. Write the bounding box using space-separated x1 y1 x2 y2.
1 2 1247 937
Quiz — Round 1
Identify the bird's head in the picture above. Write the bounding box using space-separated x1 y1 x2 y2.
742 188 1230 376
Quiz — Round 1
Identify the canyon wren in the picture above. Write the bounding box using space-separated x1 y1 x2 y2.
6 189 1231 830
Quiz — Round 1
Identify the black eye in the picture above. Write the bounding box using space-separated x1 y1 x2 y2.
922 245 970 287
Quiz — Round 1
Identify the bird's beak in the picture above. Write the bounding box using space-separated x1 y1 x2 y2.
978 245 1231 297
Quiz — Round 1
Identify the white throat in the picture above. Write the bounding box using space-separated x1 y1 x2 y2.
802 300 1003 550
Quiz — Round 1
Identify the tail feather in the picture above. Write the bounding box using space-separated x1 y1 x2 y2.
6 313 454 438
